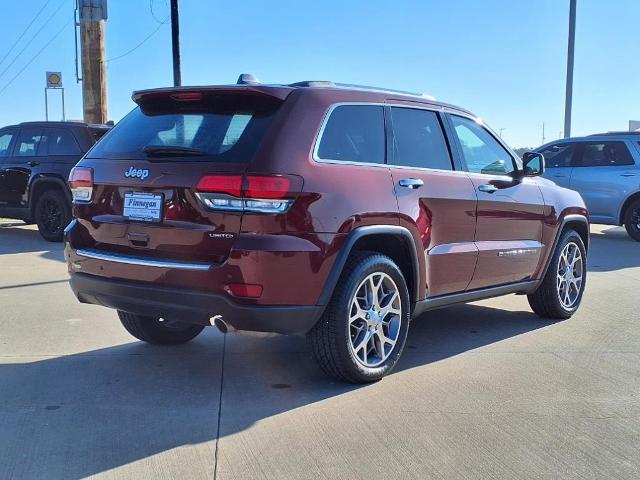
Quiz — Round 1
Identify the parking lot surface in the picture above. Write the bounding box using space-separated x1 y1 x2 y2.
0 220 639 479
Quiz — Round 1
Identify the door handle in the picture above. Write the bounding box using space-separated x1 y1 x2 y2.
27 160 39 167
478 184 498 193
398 178 424 189
620 172 637 177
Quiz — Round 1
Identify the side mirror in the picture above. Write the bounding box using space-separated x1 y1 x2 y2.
521 151 545 177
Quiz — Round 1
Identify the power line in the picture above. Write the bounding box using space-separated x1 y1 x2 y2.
0 0 66 83
104 22 166 64
0 21 70 97
150 0 170 24
0 0 54 68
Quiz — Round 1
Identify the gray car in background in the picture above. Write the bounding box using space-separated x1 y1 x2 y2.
537 132 640 241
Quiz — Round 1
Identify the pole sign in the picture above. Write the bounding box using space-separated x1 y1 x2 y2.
46 72 63 88
45 72 66 121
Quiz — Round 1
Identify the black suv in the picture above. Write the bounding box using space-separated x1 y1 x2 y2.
0 121 109 241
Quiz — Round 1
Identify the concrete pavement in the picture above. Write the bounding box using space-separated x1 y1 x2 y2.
0 221 638 479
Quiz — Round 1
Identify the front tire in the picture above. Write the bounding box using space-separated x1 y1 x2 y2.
623 198 640 242
118 311 205 345
308 252 410 383
528 229 587 319
35 189 71 242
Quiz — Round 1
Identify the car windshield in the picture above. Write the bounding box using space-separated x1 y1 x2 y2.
87 94 281 162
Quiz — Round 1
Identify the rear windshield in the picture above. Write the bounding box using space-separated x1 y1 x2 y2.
87 94 281 162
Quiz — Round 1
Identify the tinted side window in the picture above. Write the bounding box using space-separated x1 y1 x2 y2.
317 105 385 164
89 127 109 143
450 115 515 175
44 128 82 155
390 108 452 170
538 143 576 168
0 129 15 157
578 141 634 167
15 128 45 157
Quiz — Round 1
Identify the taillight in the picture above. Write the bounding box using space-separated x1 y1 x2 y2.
245 176 290 199
196 175 243 197
68 167 94 202
195 174 298 213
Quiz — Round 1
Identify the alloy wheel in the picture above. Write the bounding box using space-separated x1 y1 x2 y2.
348 272 402 367
38 197 63 235
632 207 640 232
556 241 584 309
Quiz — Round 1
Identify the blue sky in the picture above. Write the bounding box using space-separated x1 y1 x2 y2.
0 0 638 148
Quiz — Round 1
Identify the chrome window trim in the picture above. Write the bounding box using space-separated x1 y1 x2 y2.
312 101 454 169
74 248 213 271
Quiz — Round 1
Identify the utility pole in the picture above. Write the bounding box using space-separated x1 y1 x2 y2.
78 0 108 124
541 122 546 145
170 0 181 86
563 0 577 138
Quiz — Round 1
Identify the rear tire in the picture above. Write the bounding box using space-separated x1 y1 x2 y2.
528 229 587 319
118 311 205 345
35 189 71 242
307 251 410 383
623 198 640 241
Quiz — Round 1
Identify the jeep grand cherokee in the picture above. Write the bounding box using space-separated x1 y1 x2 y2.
65 78 589 383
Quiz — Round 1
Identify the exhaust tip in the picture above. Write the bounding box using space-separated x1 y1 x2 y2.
211 315 233 334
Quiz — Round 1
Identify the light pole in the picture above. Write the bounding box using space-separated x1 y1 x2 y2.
563 0 577 138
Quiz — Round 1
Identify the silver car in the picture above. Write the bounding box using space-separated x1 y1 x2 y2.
537 132 640 241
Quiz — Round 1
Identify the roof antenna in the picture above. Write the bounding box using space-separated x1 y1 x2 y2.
237 73 260 85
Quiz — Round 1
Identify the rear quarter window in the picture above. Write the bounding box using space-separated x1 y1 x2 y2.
316 105 385 164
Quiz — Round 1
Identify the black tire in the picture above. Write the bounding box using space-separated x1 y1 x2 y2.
307 251 410 383
528 229 587 319
118 311 205 345
34 189 71 242
623 198 640 242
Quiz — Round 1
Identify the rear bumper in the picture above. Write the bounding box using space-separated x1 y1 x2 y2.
69 272 323 335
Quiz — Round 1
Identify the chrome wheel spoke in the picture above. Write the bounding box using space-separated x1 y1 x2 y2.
379 291 401 318
348 272 403 368
557 241 584 309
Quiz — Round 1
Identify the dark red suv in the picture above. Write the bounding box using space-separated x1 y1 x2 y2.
65 78 589 382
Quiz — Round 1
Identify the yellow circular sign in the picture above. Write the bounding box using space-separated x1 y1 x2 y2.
46 72 62 87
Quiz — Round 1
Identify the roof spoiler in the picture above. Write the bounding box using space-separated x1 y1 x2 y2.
132 85 293 104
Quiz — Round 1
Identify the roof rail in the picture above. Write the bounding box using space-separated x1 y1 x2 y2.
589 131 640 136
289 81 435 99
289 81 335 88
335 83 429 98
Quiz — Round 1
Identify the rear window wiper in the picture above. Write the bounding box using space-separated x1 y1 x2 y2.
143 145 208 157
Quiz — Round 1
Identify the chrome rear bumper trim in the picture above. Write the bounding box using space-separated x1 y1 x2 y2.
75 249 212 271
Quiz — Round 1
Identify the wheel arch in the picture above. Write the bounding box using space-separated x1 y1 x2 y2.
538 213 589 284
317 226 421 309
29 175 71 217
618 190 640 226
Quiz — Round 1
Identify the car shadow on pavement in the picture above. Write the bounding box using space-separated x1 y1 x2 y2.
588 226 640 272
0 223 64 261
0 303 552 479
